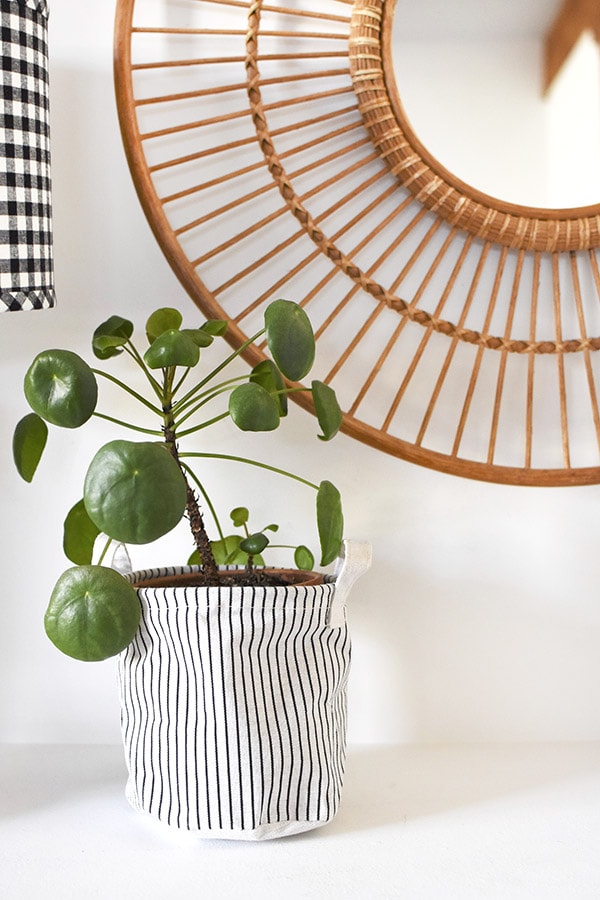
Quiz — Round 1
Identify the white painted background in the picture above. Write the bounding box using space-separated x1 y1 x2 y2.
2 0 600 747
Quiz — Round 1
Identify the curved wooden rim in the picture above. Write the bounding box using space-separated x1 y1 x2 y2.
349 0 600 253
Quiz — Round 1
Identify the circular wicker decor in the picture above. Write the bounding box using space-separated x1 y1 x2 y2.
114 0 600 485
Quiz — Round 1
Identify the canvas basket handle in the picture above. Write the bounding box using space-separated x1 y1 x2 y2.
328 539 372 627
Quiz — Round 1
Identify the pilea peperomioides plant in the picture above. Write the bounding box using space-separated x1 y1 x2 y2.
13 299 344 662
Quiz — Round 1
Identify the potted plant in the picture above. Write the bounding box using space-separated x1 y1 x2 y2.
12 299 371 840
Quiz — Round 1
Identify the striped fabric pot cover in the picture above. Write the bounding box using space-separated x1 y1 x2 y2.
118 540 371 840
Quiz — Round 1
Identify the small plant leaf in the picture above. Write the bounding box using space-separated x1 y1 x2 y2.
209 535 265 566
294 545 315 571
239 532 269 555
312 380 343 441
316 480 344 566
84 440 187 544
230 506 249 527
229 382 281 431
44 565 141 661
201 319 227 336
143 329 200 369
13 413 48 482
264 299 315 382
211 535 245 565
63 499 101 565
250 359 288 415
92 315 133 359
145 307 183 344
182 328 214 349
24 349 98 428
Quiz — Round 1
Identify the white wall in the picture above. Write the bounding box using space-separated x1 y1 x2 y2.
393 36 549 207
2 0 600 746
394 30 600 209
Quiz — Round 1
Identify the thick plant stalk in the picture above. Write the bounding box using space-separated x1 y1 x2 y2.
183 480 218 578
163 405 219 579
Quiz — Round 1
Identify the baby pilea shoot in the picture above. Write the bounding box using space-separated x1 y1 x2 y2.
13 300 344 661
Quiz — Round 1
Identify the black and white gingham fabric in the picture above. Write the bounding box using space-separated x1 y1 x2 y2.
0 1 54 311
118 554 366 840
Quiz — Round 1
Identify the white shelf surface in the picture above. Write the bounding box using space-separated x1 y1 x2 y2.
2 742 600 899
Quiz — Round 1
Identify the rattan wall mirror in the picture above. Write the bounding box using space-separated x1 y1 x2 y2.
114 0 600 486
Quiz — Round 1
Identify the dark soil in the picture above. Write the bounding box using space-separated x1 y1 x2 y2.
134 568 323 590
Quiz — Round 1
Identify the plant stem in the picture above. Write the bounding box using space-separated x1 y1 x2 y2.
92 412 163 436
161 368 218 578
92 369 163 415
180 451 319 490
176 411 230 438
176 328 264 408
180 462 225 542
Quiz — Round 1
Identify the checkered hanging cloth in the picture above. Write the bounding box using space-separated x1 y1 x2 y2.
0 0 54 311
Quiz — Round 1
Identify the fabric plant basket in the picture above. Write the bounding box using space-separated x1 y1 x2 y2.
118 540 371 840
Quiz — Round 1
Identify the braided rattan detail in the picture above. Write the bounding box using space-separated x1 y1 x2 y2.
245 0 600 355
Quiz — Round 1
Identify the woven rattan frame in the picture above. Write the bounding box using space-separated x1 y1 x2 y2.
114 0 600 485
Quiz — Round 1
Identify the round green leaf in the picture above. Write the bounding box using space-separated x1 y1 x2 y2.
63 499 100 565
143 329 200 369
146 308 183 344
294 545 315 571
84 440 187 544
230 506 249 527
45 565 140 661
13 413 48 482
316 480 344 566
240 532 269 555
92 315 133 360
251 359 288 415
264 299 315 382
229 382 280 431
24 349 98 428
312 380 343 441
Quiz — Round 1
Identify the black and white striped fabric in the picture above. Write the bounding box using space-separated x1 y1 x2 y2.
118 544 370 840
0 0 54 311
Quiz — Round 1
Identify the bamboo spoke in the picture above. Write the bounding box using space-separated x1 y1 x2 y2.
570 253 600 452
148 104 360 173
552 254 570 468
348 228 460 417
323 213 440 382
132 27 350 40
224 167 391 311
319 203 429 342
487 251 524 465
525 253 541 468
161 122 366 205
139 85 356 141
452 247 508 458
413 241 489 445
189 148 381 265
191 0 352 24
132 51 349 70
178 140 376 238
